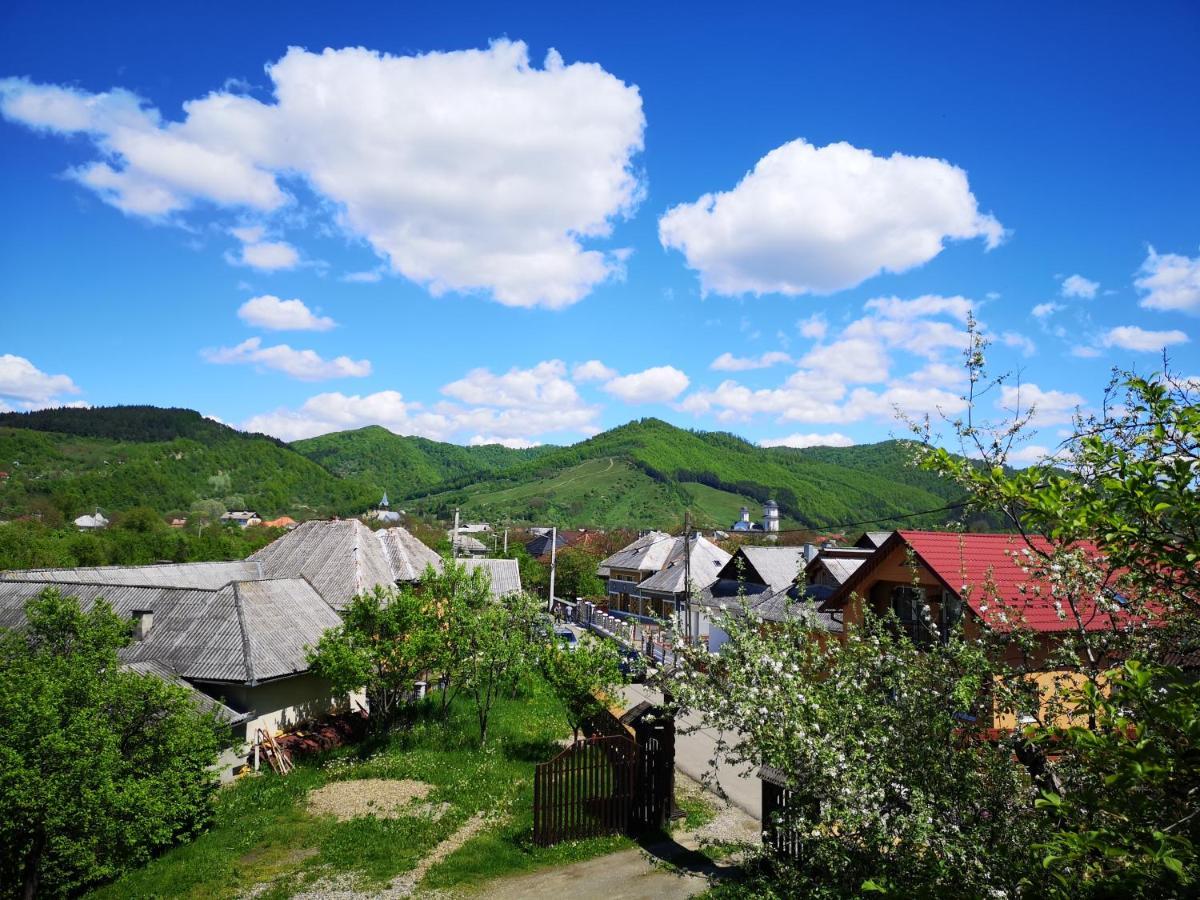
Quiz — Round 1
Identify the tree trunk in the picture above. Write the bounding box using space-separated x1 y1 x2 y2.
22 830 43 900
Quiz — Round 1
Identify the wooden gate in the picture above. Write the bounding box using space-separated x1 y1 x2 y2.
533 734 637 846
625 705 675 831
760 765 813 859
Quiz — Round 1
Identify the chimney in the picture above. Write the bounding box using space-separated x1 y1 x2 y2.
740 506 749 523
132 609 154 640
802 542 818 562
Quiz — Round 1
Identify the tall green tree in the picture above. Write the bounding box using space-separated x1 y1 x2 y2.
460 591 540 744
541 634 625 740
0 589 224 899
307 584 434 732
418 560 493 717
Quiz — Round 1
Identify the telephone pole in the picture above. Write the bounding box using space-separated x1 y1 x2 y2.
452 507 460 558
547 526 558 615
683 511 692 644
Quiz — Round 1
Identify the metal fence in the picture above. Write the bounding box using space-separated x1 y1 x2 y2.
533 734 638 846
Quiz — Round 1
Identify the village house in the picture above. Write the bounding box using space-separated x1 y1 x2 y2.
818 530 1154 729
699 545 829 651
637 535 731 623
0 519 531 775
449 529 489 557
0 575 346 778
597 531 677 613
73 509 109 530
221 509 261 528
260 515 298 530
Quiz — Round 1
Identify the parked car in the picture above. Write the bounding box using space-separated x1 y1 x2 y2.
554 627 579 651
618 647 646 681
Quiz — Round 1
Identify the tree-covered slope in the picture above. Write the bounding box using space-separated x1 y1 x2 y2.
291 425 551 496
0 407 377 521
403 418 966 529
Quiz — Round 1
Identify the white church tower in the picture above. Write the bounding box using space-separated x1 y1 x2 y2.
762 499 780 532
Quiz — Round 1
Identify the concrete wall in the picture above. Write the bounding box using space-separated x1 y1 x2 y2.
196 674 365 776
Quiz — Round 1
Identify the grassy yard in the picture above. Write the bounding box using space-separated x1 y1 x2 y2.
89 676 642 898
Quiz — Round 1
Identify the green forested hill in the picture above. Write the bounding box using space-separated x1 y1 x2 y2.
292 425 552 496
0 407 377 521
394 419 968 529
0 408 969 531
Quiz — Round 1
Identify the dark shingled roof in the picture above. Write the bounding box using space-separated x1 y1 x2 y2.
0 577 340 684
249 519 396 610
460 557 523 597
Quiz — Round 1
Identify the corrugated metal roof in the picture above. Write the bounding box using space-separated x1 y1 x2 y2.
376 526 444 582
249 519 396 610
0 560 261 589
638 536 731 596
599 531 676 573
805 548 873 586
460 558 523 597
717 547 808 594
122 660 248 724
0 577 338 683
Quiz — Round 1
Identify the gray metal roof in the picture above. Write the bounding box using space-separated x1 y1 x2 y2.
249 519 396 610
856 531 894 549
638 536 731 596
0 560 261 589
376 526 444 582
122 660 248 725
0 577 340 684
717 546 809 593
598 531 676 574
806 548 873 586
459 558 523 597
449 532 489 553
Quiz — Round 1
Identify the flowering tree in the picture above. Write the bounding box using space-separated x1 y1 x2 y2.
671 605 1046 897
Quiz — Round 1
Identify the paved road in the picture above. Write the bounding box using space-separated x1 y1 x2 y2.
621 683 761 821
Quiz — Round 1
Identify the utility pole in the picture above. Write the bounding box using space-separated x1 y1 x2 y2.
452 507 460 558
547 526 558 615
683 511 691 645
503 527 508 554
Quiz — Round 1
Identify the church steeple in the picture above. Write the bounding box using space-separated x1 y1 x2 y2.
379 492 390 509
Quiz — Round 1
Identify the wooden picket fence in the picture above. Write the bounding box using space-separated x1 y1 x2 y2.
533 734 637 846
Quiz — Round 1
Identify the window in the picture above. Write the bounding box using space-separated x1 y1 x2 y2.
891 586 932 645
940 592 964 636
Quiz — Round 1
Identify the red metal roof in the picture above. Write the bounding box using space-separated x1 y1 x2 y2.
897 530 1143 634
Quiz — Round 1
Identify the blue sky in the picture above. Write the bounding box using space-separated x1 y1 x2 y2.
2 1 1198 457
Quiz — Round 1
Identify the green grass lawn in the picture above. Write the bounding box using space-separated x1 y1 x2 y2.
89 676 644 898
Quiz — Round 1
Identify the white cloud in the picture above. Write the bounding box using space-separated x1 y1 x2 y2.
1032 302 1062 319
0 354 81 404
1000 331 1036 356
1071 345 1102 358
760 432 854 449
603 366 690 403
234 240 300 271
0 41 646 308
1101 325 1190 352
658 139 1003 297
998 383 1085 426
1135 246 1200 313
799 338 889 383
710 351 792 371
468 434 542 449
797 313 827 340
571 359 618 382
237 295 335 331
442 360 580 409
342 269 383 284
680 371 849 424
203 337 371 380
1060 274 1099 299
863 294 973 322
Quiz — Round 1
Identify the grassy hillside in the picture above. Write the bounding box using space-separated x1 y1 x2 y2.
0 407 377 521
0 408 971 532
404 419 966 529
292 425 551 497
